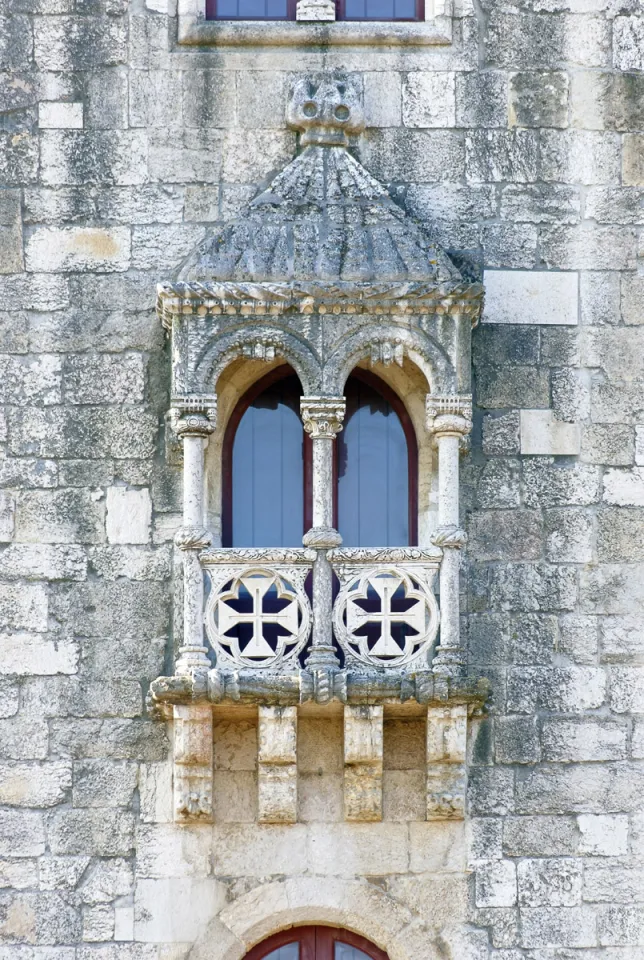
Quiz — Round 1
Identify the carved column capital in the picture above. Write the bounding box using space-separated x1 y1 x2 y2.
300 396 346 439
171 395 217 438
426 394 472 438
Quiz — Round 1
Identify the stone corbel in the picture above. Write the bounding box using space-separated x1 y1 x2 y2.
257 706 298 823
173 703 213 823
426 704 467 820
343 704 383 822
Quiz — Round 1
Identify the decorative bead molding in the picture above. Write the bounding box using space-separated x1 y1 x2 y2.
300 396 346 439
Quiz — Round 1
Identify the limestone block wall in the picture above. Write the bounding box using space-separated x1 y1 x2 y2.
0 0 643 957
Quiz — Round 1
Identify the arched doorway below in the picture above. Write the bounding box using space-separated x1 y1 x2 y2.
243 927 389 960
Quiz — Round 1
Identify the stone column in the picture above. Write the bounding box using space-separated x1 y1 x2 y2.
426 395 472 682
300 396 345 701
171 396 217 676
257 706 298 823
344 704 383 821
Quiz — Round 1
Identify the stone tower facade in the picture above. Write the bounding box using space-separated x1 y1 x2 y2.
1 1 643 959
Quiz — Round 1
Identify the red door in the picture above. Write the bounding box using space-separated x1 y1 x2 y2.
244 927 389 960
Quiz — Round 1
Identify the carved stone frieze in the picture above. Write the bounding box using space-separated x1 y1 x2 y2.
295 0 336 21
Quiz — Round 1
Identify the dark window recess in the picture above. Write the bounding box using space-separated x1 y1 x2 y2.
206 0 423 20
244 927 389 960
223 366 417 550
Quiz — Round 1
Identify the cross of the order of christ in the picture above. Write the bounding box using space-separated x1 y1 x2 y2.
217 573 300 659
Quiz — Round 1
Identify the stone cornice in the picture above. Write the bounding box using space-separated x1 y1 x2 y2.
157 279 484 328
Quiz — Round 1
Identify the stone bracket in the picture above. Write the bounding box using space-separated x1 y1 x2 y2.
426 704 467 820
343 705 383 822
258 706 298 824
173 703 213 823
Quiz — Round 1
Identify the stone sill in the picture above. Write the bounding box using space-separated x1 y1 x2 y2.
177 15 453 45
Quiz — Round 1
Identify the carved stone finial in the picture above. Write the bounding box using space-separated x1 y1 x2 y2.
287 78 364 147
300 396 346 439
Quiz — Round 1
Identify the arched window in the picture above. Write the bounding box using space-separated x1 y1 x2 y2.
243 927 389 960
223 366 417 548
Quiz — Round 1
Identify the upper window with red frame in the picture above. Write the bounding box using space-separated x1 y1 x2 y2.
207 0 422 20
222 366 417 549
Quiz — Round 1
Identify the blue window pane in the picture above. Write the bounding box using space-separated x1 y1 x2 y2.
266 0 288 15
264 946 299 960
237 0 267 15
335 945 372 960
337 377 410 548
365 0 396 17
344 0 366 16
232 376 304 547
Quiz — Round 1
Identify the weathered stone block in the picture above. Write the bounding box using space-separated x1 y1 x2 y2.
600 616 644 662
477 367 550 409
0 760 70 808
523 459 601 507
25 226 131 273
503 816 579 857
10 407 157 460
613 15 644 71
477 459 521 508
544 508 593 563
482 412 520 457
40 131 147 187
63 354 145 404
15 489 105 544
582 424 634 465
468 510 542 562
598 905 644 945
483 270 578 326
475 860 517 908
517 858 582 907
507 666 606 712
72 760 138 808
134 878 227 943
34 15 127 70
0 716 48 759
70 582 168 638
106 487 152 545
456 71 508 128
540 130 620 184
603 467 644 505
578 813 629 856
489 564 578 612
0 189 24 274
510 614 558 666
598 507 644 561
49 810 135 856
0 634 78 676
509 72 569 128
581 271 621 325
520 410 581 456
495 717 540 764
39 102 83 129
466 130 538 183
50 718 167 761
541 718 627 762
402 72 456 128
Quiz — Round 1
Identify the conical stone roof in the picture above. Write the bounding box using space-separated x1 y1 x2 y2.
179 81 461 287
